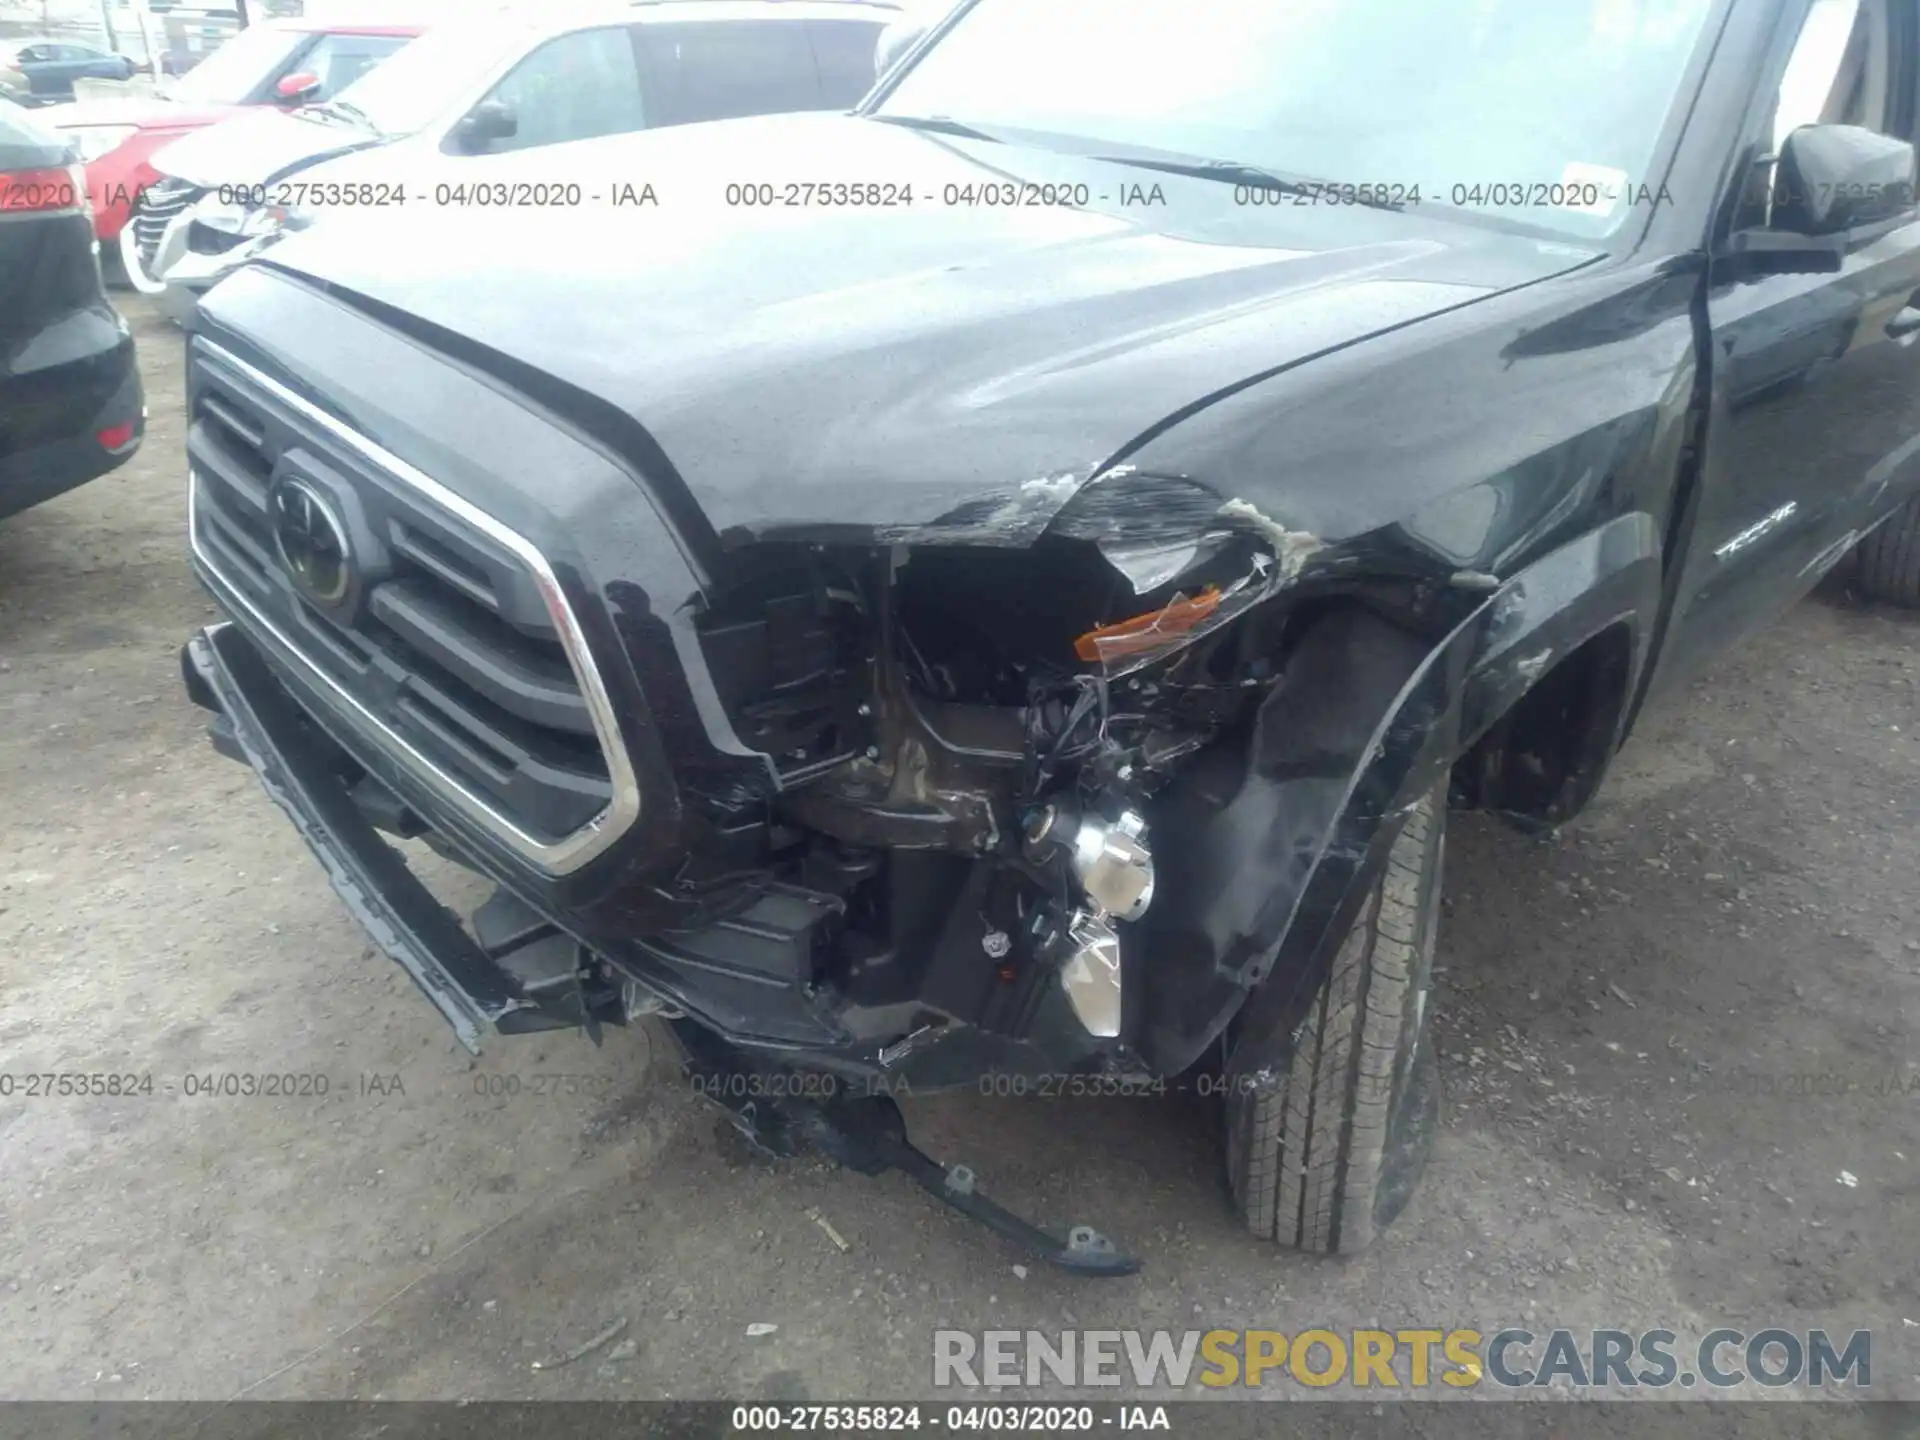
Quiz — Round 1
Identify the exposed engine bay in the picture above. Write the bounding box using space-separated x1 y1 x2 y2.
663 494 1338 1080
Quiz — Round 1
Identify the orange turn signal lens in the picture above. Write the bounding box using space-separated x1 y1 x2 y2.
1073 587 1222 663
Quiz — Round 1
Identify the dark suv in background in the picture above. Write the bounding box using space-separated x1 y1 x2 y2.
1 100 142 523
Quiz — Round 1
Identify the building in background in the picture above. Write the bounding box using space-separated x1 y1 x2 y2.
151 6 242 76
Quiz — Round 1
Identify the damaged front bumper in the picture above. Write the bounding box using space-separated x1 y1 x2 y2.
180 620 1143 1274
179 618 1158 1079
182 623 568 1051
123 204 274 325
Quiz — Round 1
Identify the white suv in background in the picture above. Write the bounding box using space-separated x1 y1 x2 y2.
126 0 902 318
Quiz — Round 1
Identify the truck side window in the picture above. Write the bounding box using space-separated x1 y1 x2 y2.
465 27 648 155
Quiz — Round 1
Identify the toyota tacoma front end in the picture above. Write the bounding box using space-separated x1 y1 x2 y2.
172 0 1858 1265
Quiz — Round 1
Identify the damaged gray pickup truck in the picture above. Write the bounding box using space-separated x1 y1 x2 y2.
178 0 1920 1272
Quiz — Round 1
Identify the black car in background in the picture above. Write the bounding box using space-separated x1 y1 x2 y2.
1 40 140 106
1 100 142 523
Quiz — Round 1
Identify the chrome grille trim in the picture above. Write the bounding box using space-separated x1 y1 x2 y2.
131 181 201 268
188 341 642 875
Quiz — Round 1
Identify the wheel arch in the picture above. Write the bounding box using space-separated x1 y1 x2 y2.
1453 619 1639 830
1137 511 1664 1078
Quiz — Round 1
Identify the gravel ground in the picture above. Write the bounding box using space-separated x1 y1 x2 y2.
0 298 1915 1413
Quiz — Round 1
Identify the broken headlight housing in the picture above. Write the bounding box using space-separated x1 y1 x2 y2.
876 479 1323 1044
1021 802 1154 1038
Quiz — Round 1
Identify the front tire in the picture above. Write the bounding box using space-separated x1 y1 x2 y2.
1857 495 1920 607
1224 788 1444 1254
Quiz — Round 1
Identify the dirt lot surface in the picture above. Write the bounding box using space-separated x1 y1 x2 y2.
1 298 1916 1417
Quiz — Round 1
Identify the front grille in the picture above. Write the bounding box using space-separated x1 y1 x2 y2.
131 178 201 272
187 341 640 873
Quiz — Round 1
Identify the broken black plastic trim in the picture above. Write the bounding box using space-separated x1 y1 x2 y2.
183 624 539 1053
670 1019 1142 1277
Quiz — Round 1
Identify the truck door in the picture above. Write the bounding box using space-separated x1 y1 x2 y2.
1663 0 1920 669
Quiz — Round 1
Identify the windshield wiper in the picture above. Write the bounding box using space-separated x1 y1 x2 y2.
307 97 380 134
868 114 1002 143
1089 154 1408 212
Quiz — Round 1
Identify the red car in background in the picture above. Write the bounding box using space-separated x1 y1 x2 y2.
35 20 419 258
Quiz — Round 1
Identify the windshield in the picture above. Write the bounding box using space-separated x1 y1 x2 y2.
877 0 1720 237
163 25 304 105
315 13 528 137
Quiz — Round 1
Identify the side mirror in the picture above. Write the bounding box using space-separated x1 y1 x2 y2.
1774 123 1917 234
275 71 320 103
1719 124 1917 278
454 99 517 152
874 20 928 76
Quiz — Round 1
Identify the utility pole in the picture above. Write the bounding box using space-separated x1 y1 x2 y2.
234 0 249 28
97 0 118 52
128 0 160 75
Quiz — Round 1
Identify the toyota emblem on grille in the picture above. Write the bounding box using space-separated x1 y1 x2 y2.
271 479 353 607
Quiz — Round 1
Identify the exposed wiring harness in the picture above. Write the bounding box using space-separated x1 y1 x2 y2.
1023 672 1110 799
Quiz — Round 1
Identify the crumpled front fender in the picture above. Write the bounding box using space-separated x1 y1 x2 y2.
1133 510 1662 1077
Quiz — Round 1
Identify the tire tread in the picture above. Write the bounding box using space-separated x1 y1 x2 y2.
1227 795 1439 1254
1858 495 1920 607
